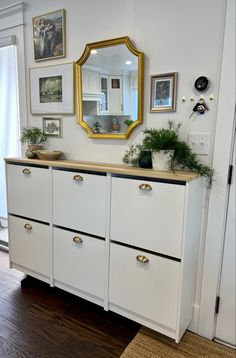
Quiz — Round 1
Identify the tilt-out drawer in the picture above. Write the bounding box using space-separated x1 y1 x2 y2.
53 169 106 237
9 215 50 277
109 242 180 330
7 164 50 222
110 176 185 258
53 227 105 299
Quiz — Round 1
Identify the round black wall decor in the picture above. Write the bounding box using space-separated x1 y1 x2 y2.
194 76 209 91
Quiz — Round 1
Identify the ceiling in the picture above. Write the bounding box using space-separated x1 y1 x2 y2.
85 44 138 72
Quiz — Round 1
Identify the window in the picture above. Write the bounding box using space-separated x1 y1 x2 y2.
0 40 21 221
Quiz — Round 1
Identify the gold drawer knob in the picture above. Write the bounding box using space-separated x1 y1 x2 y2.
24 223 32 230
73 175 83 182
139 183 152 191
22 168 31 175
73 236 83 244
136 255 149 264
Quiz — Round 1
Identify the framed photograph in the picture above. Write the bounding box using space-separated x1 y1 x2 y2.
43 116 62 137
150 72 177 112
30 62 74 114
111 79 120 89
32 9 66 61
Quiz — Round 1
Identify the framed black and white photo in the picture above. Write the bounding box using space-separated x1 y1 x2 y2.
30 62 74 114
33 9 66 62
150 72 177 112
43 116 62 137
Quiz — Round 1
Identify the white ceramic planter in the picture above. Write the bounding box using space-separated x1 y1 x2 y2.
152 150 173 171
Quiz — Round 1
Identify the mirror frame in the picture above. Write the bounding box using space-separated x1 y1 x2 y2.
75 36 144 139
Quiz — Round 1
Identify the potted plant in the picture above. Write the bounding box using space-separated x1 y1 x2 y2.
122 121 214 188
20 126 47 158
142 121 182 171
122 143 145 167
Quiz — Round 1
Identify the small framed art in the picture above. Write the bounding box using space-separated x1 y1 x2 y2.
30 62 74 114
32 9 65 61
43 117 62 137
150 72 177 112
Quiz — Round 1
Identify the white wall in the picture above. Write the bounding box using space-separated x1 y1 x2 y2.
9 0 231 339
24 0 226 164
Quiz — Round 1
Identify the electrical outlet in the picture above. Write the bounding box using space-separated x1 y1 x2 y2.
188 133 210 155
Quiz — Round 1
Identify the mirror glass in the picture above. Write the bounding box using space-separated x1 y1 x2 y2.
75 37 144 139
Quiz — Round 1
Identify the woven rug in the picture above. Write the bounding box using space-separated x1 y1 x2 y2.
121 327 235 357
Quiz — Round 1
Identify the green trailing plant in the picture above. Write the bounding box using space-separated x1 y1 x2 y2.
122 143 145 167
122 121 214 188
20 127 47 145
171 140 214 188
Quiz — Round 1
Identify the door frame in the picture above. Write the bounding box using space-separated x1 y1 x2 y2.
198 0 236 339
214 120 235 346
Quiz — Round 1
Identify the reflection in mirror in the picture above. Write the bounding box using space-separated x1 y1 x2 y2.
75 37 144 139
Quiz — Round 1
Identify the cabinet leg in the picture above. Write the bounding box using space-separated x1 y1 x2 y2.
21 275 39 288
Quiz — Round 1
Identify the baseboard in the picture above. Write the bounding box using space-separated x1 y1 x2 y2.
214 338 236 350
188 304 200 333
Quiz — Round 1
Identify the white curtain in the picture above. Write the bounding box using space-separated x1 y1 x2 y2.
0 44 21 218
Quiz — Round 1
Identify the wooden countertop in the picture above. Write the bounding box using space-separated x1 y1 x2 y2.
5 157 199 182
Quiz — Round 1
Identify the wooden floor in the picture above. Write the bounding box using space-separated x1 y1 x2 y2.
0 250 140 357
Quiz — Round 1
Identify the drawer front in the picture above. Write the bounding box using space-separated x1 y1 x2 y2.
109 243 180 330
53 170 106 237
110 177 185 258
53 227 105 299
7 164 50 222
9 216 50 276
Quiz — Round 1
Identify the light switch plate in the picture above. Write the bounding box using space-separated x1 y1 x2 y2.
188 132 210 155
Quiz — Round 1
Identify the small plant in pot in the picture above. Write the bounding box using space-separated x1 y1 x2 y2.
122 143 145 167
122 121 214 188
142 122 182 171
20 126 47 158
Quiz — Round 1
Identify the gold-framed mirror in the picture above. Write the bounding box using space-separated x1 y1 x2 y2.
75 37 144 139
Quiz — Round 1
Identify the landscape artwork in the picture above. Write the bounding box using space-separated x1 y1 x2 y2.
39 75 62 103
30 62 74 114
33 9 65 61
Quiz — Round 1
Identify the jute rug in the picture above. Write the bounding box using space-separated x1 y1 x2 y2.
121 327 235 357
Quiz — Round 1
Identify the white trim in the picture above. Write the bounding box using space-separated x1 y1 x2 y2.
49 166 54 287
54 280 104 307
109 303 177 341
104 173 112 311
189 304 200 332
0 1 27 133
11 262 50 284
198 0 236 339
0 35 16 47
0 1 24 31
0 1 23 17
214 338 236 350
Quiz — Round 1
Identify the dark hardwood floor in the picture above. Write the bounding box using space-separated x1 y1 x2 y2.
0 250 140 357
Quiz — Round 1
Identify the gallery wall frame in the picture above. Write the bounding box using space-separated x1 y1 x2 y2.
30 62 74 114
150 72 177 112
32 9 66 62
43 116 62 137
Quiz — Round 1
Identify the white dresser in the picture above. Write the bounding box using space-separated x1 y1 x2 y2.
5 158 203 342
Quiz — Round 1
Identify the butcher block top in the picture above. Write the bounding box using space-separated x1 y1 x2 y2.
5 157 199 182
